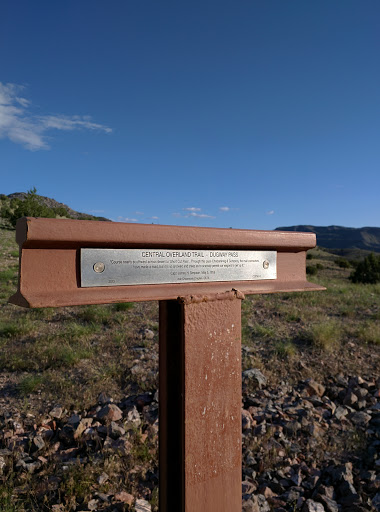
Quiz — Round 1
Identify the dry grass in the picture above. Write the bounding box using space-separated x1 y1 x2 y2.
304 318 342 351
356 320 380 345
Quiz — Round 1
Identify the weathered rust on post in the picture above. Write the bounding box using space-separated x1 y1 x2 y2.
10 217 323 308
160 293 242 512
9 217 325 512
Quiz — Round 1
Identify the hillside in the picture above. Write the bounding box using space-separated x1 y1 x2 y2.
1 191 110 224
276 225 380 254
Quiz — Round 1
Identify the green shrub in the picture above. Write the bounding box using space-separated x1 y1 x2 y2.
0 318 34 338
0 341 93 372
356 321 380 345
250 323 276 338
335 257 350 269
350 253 380 284
19 375 44 395
62 321 101 339
54 206 68 217
274 340 297 358
0 268 17 283
306 254 313 260
77 305 112 325
113 302 134 311
305 320 342 351
306 265 318 275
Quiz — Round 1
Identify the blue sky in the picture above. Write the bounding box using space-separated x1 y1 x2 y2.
1 1 379 230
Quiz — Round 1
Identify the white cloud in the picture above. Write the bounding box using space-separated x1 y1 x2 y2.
219 206 230 212
189 212 215 219
173 208 216 219
0 82 112 150
266 210 275 215
117 216 138 223
150 216 159 220
40 114 112 133
173 211 215 219
135 211 144 215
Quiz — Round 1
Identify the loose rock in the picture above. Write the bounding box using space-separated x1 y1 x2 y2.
97 404 123 423
243 369 267 389
302 499 325 512
114 491 134 506
135 498 151 511
305 379 326 397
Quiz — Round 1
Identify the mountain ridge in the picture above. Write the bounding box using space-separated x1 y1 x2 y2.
275 225 380 253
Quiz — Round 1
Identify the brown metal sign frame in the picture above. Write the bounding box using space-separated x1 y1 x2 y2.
10 217 323 308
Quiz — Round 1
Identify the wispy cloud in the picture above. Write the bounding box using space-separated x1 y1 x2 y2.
0 82 112 150
266 210 275 215
183 207 201 212
219 206 230 212
188 212 215 219
173 207 215 219
117 216 138 223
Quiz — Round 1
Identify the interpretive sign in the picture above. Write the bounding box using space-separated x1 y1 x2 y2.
10 217 324 512
81 248 277 287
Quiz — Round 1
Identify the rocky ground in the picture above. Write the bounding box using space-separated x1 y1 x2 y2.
241 370 380 512
1 224 379 511
0 364 379 511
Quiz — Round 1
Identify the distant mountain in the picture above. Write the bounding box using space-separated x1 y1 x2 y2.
2 192 110 222
275 225 380 254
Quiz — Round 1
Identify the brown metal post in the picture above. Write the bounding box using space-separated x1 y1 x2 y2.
159 292 243 512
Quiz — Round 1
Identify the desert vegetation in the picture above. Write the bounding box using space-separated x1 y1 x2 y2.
0 217 379 511
0 190 108 227
350 253 380 285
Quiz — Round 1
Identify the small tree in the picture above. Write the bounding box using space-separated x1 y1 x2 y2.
306 265 318 275
350 253 380 284
335 257 350 269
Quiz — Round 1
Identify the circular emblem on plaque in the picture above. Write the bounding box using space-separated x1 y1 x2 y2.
263 260 270 270
93 262 105 273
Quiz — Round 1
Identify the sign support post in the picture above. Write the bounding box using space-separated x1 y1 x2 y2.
9 217 324 512
160 294 243 511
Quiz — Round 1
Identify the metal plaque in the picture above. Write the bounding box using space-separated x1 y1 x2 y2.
80 249 277 287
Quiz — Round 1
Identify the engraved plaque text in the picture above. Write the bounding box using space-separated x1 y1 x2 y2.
81 249 277 287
